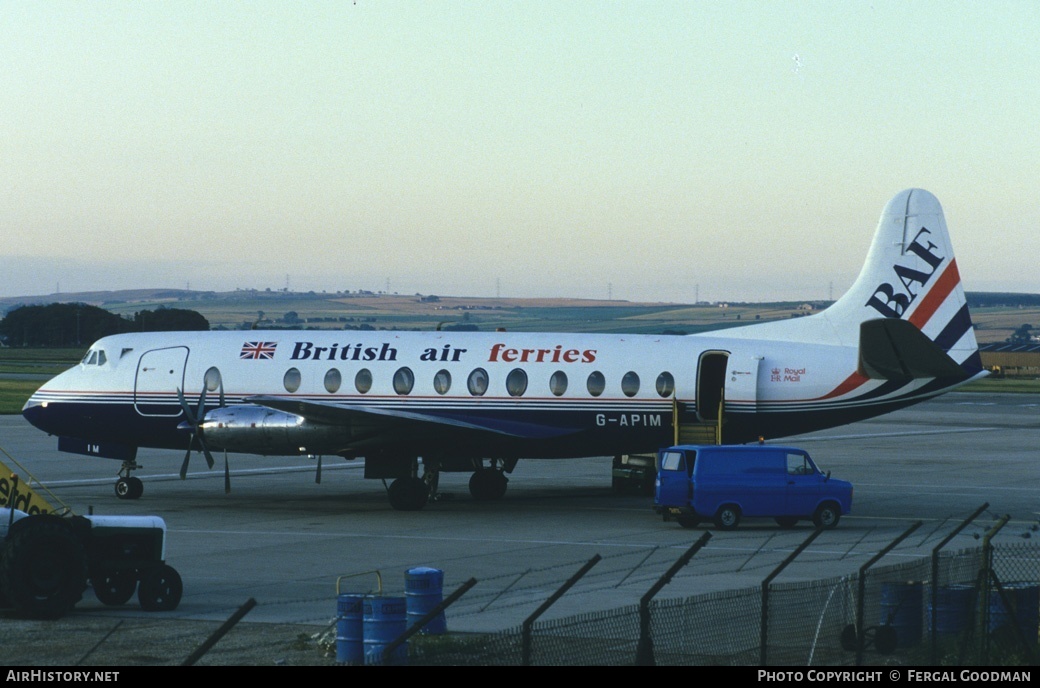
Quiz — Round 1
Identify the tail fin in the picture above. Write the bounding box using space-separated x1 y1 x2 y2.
725 189 983 380
823 188 982 377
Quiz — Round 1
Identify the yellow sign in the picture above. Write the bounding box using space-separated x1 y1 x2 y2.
0 458 59 516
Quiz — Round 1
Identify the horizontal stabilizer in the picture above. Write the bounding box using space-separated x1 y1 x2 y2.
858 318 969 380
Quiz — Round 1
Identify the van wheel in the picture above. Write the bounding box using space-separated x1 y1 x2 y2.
713 505 741 530
676 515 701 529
813 503 840 529
775 517 798 528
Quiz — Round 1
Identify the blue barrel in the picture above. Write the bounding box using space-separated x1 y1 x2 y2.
405 566 446 635
989 583 1039 639
880 582 923 648
929 584 976 636
363 596 408 666
335 594 366 665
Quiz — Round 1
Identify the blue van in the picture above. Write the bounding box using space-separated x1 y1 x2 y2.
654 444 852 530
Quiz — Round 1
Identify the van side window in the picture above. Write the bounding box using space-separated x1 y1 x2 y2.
787 453 812 475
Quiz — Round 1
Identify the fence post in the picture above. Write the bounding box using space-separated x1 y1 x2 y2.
930 503 989 664
758 527 825 666
854 521 922 666
978 515 1010 665
520 555 601 666
635 532 712 666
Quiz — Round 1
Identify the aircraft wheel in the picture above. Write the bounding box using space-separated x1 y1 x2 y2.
115 477 143 500
469 469 507 501
0 517 87 619
138 565 182 612
387 477 429 511
813 503 841 529
775 517 798 528
93 569 138 606
713 505 741 531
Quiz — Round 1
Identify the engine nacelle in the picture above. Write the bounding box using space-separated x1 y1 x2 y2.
200 405 353 455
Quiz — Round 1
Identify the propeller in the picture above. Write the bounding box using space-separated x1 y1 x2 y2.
177 385 215 479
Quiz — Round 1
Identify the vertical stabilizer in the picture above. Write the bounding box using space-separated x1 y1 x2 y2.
821 188 982 374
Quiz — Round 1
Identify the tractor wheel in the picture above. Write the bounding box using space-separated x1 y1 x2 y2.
93 569 138 606
138 564 183 612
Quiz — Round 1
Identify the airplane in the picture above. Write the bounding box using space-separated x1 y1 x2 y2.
21 188 985 511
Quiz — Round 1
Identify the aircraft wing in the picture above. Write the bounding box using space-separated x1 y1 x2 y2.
246 395 581 442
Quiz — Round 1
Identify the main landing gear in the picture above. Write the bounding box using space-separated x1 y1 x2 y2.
114 460 143 500
383 457 513 511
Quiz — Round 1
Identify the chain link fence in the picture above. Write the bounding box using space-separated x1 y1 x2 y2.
405 539 1038 666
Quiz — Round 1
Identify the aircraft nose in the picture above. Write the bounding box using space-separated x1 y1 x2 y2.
22 394 50 430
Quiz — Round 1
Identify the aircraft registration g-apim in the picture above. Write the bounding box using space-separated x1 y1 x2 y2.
23 189 985 510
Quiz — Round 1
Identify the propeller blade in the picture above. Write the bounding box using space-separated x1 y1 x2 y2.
198 435 216 470
224 450 231 494
315 455 322 484
176 387 196 425
219 381 226 408
180 441 193 480
196 385 208 424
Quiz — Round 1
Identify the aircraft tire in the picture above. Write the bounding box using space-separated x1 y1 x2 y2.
469 469 507 501
93 569 138 606
0 517 87 619
115 477 143 500
713 505 741 531
387 477 429 511
138 564 182 612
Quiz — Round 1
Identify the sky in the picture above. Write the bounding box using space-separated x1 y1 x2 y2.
2 1 1038 304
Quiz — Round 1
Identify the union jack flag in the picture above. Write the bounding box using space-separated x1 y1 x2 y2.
240 341 278 360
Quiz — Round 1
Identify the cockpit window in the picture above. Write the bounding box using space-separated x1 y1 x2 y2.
81 349 109 366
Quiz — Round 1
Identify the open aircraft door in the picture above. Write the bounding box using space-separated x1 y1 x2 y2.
134 347 189 417
725 354 763 418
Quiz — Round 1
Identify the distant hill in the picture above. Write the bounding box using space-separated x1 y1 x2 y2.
2 288 1037 342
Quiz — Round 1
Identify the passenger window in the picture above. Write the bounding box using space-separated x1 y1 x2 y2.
506 368 527 397
621 371 640 397
393 367 414 395
586 371 605 397
656 372 675 397
283 368 301 393
549 370 568 396
355 368 373 394
433 369 451 395
467 368 489 396
324 368 342 394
